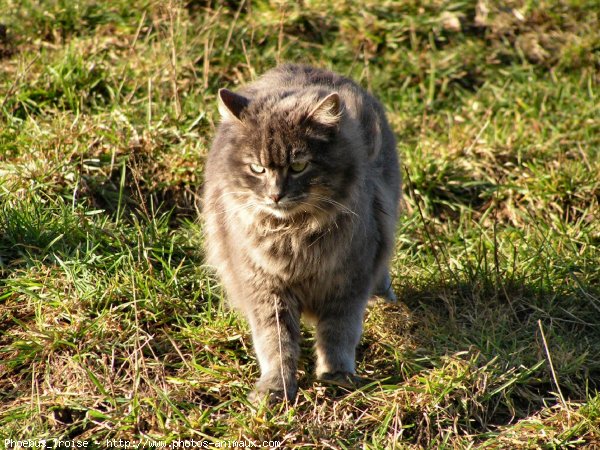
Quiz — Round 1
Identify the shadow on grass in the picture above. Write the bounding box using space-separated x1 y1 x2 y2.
351 273 600 441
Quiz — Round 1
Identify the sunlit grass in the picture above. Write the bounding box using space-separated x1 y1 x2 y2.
1 0 599 447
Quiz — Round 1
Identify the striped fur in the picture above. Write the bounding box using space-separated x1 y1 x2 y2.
203 64 401 402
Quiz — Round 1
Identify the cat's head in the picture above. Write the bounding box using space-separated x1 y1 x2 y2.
215 87 358 221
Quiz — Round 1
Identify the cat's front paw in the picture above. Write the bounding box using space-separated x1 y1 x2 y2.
249 380 297 405
317 371 359 388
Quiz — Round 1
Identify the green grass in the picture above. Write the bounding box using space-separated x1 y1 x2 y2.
1 0 599 447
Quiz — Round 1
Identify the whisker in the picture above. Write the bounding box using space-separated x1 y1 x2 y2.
310 194 359 217
310 193 367 236
209 190 251 204
214 201 259 217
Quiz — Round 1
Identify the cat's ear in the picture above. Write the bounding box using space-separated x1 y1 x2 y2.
306 92 342 128
218 88 249 123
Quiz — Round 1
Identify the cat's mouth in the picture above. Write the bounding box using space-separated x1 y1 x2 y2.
262 194 339 222
262 196 306 218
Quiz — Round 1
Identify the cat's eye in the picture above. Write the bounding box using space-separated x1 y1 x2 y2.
290 161 308 173
250 163 265 174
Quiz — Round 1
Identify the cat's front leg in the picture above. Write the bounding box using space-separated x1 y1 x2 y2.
246 294 301 403
314 302 366 384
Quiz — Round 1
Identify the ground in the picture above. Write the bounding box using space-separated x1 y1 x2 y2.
1 0 599 448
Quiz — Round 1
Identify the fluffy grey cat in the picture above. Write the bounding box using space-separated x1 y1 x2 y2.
202 64 401 402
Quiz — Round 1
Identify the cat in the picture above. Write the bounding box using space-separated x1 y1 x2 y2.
202 64 401 403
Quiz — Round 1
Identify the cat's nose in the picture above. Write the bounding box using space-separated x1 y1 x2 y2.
269 193 283 203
